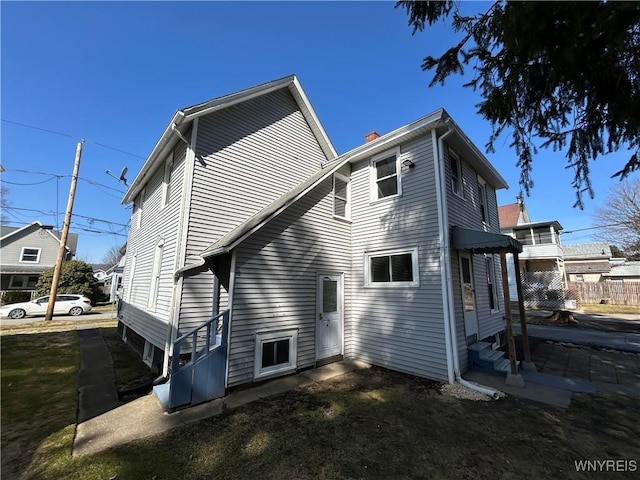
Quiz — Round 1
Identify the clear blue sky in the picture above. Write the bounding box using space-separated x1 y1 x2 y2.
1 1 632 263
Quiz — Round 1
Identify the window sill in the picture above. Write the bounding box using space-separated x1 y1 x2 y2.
332 215 352 224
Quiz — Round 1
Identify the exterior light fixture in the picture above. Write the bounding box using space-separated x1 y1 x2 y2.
402 159 415 169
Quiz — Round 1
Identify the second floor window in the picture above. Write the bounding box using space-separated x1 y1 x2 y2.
478 179 489 224
450 151 463 197
333 174 350 219
371 149 401 201
20 247 41 263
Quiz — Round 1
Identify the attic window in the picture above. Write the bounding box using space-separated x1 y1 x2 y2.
20 247 41 263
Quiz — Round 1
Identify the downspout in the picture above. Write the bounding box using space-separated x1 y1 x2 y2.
433 121 503 400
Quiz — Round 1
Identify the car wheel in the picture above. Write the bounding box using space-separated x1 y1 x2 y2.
69 306 83 316
8 309 26 319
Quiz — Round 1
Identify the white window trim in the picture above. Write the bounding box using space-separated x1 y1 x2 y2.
142 340 154 367
126 250 137 302
161 154 173 209
450 150 464 199
477 176 489 225
254 329 298 380
136 187 146 230
19 247 41 263
485 255 500 312
370 147 402 203
364 247 420 287
333 173 351 221
147 237 165 310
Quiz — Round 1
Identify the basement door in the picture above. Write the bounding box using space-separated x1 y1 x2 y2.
460 254 479 340
316 274 343 359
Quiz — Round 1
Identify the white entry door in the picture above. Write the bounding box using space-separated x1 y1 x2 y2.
460 254 479 339
316 274 343 359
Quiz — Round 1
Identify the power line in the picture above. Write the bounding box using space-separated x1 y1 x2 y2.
2 177 56 186
561 222 627 234
1 119 73 138
1 118 147 159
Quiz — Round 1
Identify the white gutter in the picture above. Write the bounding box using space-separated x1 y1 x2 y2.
433 120 504 400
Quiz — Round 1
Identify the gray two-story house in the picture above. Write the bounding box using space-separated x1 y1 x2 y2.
118 76 523 409
0 221 78 300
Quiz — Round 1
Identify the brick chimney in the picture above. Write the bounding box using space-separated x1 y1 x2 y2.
365 131 380 143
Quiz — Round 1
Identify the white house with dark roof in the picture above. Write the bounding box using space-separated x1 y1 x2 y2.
117 75 526 409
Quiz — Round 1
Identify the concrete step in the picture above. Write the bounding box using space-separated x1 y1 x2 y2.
495 358 520 374
152 382 170 410
468 341 492 353
478 349 505 369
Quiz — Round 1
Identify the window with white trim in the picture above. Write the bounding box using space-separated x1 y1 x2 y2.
254 330 298 379
371 148 401 201
333 173 350 220
148 238 164 310
365 247 419 287
136 187 146 229
485 255 499 311
478 178 489 224
161 155 173 208
450 150 464 197
143 340 154 366
20 247 41 263
126 251 137 302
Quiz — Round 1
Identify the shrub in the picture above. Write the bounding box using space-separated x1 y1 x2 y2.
34 261 99 304
1 290 32 306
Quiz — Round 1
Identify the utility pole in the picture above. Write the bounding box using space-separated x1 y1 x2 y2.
45 140 84 321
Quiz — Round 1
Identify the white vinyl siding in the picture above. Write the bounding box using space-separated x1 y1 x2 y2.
228 177 350 387
161 155 173 208
0 226 64 268
120 141 187 349
350 135 449 382
445 144 505 347
178 88 330 335
147 237 164 310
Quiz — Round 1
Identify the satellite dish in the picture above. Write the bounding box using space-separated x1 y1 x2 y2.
119 167 128 186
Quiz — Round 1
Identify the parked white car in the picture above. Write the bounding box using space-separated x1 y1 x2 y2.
0 295 92 319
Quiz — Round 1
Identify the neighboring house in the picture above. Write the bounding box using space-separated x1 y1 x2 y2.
563 243 612 282
0 221 78 299
118 75 522 409
92 264 111 282
102 255 125 303
603 261 640 282
498 198 564 305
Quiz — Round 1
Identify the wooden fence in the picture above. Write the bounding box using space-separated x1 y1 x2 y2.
567 281 640 306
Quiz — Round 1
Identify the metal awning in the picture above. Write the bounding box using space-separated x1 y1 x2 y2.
451 226 523 254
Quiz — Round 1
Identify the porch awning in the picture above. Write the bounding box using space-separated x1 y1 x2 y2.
451 226 523 254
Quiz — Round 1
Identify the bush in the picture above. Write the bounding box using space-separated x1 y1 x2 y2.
1 290 32 306
34 261 99 304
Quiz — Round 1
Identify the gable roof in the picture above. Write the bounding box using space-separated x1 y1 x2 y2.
563 242 612 259
0 221 77 253
498 203 522 228
199 108 508 260
122 75 337 204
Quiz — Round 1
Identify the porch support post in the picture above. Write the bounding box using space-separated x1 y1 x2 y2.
212 275 220 317
513 250 536 371
500 249 525 387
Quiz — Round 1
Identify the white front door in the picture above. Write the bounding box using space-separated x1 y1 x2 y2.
460 254 479 340
316 274 343 359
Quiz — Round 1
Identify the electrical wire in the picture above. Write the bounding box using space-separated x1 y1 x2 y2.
2 177 56 186
1 118 146 159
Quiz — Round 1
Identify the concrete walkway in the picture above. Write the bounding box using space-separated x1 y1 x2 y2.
76 329 121 423
73 358 370 457
514 323 640 352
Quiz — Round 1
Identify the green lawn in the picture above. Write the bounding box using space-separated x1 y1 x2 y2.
2 325 639 479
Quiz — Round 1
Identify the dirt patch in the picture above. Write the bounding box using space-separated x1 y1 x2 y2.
527 311 640 334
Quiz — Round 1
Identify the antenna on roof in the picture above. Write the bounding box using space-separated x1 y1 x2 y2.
106 167 128 187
